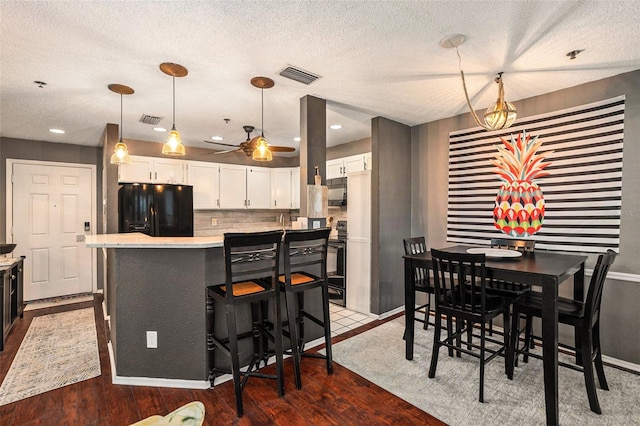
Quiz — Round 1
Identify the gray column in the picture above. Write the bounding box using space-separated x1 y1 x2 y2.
299 95 326 217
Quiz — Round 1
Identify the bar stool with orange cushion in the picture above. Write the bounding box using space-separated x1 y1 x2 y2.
278 228 332 390
206 230 284 418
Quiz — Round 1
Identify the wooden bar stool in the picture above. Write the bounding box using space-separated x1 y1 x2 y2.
279 228 332 390
206 230 284 418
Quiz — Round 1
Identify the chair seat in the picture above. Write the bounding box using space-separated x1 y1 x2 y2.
514 292 585 322
486 281 531 297
414 277 435 293
278 272 317 285
216 280 268 297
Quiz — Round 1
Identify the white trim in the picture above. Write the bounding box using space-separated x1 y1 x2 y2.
5 158 98 296
586 269 640 283
377 305 404 320
602 355 640 373
107 341 210 389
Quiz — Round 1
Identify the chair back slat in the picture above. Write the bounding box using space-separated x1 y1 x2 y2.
584 249 617 324
431 249 487 316
403 237 431 287
283 228 331 283
223 230 283 301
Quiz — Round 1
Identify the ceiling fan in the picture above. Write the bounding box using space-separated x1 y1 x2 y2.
203 125 295 156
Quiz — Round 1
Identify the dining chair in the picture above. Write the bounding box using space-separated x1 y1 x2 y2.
428 248 512 403
206 230 285 418
278 228 332 390
485 238 535 337
403 237 435 332
508 249 617 414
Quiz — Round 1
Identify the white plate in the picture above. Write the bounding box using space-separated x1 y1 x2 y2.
466 248 523 258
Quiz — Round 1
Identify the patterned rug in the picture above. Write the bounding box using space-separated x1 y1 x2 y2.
0 308 101 406
332 317 640 425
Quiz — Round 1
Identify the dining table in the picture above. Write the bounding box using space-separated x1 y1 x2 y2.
403 245 588 426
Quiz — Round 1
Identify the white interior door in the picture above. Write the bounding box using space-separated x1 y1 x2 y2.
12 162 93 301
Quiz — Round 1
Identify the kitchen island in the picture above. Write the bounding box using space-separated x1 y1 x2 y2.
86 232 325 388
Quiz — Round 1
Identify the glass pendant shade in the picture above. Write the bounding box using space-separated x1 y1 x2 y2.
110 140 132 165
484 100 517 130
162 127 186 156
251 137 273 161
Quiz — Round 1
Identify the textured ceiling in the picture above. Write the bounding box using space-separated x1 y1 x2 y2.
1 1 639 156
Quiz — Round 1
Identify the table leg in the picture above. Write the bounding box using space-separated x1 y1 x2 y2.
405 258 415 360
541 280 559 426
573 262 586 366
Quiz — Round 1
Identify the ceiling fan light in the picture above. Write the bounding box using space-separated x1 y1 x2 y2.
162 128 186 156
110 141 132 165
252 137 273 161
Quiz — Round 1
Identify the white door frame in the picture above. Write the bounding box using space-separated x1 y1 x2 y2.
5 158 98 295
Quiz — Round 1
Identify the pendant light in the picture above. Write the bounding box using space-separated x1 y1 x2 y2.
440 34 517 131
160 62 188 156
108 84 134 165
250 76 274 162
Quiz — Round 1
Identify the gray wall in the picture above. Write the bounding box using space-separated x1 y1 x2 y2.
411 69 640 364
371 117 412 315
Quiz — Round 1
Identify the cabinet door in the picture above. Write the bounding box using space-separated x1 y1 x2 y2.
271 168 292 209
291 167 300 209
153 158 185 184
118 155 153 183
186 161 220 209
326 159 345 179
344 154 366 174
219 164 247 209
246 166 271 209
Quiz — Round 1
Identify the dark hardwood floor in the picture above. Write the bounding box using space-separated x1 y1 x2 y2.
0 296 446 425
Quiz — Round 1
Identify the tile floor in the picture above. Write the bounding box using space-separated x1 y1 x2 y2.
329 303 376 337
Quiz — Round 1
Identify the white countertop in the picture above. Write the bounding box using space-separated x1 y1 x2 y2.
85 233 224 248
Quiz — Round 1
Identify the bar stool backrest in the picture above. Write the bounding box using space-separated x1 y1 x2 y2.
283 228 331 284
585 249 617 324
403 237 431 287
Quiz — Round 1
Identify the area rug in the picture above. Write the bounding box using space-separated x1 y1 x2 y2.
0 308 101 406
331 317 640 425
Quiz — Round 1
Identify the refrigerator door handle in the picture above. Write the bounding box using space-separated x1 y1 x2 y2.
149 203 157 236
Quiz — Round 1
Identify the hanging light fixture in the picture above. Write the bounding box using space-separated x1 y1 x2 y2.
440 34 517 131
250 76 274 161
108 83 134 165
160 62 188 156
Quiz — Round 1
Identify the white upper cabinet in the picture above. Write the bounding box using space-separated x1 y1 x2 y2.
118 155 153 183
186 161 219 209
118 155 185 184
271 168 293 209
219 164 247 209
291 167 300 209
153 158 186 184
326 158 345 179
326 153 371 179
246 166 272 209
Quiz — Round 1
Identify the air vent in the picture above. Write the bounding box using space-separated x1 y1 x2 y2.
279 66 321 85
139 114 163 125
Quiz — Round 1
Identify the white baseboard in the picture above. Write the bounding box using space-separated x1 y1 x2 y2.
106 341 209 390
602 355 640 373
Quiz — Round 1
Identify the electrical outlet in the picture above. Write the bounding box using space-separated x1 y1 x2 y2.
210 218 217 226
146 331 158 348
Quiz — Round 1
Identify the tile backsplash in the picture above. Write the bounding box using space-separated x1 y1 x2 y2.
194 209 296 236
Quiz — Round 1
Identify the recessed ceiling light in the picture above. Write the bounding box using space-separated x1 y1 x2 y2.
211 136 223 141
153 127 167 132
294 137 301 142
329 124 342 130
49 128 65 134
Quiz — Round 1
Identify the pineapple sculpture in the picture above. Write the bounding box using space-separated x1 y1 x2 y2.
491 130 553 237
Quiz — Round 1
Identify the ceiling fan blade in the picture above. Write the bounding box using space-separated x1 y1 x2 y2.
269 146 296 153
202 140 241 148
213 148 242 155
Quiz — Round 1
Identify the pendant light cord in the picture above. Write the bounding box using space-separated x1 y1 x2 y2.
172 74 176 129
261 87 265 137
119 93 123 141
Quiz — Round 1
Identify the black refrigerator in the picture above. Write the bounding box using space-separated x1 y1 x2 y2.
118 183 194 237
